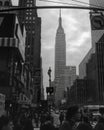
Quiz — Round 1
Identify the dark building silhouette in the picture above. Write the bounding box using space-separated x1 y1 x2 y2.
96 34 104 104
86 54 98 104
0 0 33 115
18 0 42 103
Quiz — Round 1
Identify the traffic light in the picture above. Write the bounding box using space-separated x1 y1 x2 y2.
49 87 54 94
46 87 54 95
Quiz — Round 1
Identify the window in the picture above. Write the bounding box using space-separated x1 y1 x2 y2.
27 4 29 7
0 1 2 6
4 1 9 6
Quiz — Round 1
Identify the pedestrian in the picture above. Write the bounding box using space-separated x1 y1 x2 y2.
76 116 93 130
40 114 55 130
22 118 34 130
59 112 64 125
59 105 81 130
94 107 104 130
34 113 39 127
13 117 23 130
0 115 14 130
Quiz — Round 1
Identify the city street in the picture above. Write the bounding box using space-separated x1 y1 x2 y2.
51 110 60 127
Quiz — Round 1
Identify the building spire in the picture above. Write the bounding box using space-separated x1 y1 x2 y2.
59 8 61 18
59 9 62 27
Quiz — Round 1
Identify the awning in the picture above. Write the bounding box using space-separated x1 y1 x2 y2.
0 37 18 47
0 37 25 60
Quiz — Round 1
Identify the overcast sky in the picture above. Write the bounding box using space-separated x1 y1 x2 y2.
12 0 92 89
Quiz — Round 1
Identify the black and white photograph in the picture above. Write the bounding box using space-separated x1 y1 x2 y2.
0 0 104 130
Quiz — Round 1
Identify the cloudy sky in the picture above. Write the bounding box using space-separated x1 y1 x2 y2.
12 0 92 89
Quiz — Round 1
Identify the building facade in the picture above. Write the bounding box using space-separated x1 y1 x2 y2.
96 34 104 104
86 53 98 104
18 0 42 104
79 0 104 105
0 0 34 116
54 10 66 106
64 66 77 90
79 0 104 79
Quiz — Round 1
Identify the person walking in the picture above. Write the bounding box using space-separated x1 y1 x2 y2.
59 112 64 125
22 118 34 130
59 105 81 130
0 115 14 130
40 114 55 130
76 116 93 130
94 107 104 130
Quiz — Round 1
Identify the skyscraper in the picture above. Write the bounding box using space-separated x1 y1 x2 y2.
18 0 41 69
79 0 104 79
79 0 104 104
54 10 66 105
65 66 77 90
18 0 42 103
55 10 66 79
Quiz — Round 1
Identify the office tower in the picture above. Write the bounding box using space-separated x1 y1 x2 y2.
79 0 104 79
55 10 66 79
54 10 66 105
79 0 104 104
64 66 77 90
18 0 41 68
18 0 42 103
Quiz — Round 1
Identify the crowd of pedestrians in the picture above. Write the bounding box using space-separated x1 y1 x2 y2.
40 105 104 130
1 105 104 130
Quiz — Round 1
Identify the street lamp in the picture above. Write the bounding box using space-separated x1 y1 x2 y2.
47 67 52 88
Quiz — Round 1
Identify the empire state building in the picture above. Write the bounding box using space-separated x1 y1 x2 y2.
55 10 66 79
54 10 66 105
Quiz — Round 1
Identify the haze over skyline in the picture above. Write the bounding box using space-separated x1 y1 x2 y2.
12 0 91 89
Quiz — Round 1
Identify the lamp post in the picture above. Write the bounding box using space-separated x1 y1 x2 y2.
47 67 52 112
47 67 52 88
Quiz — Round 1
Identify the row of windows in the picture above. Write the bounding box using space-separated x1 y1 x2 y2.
25 20 35 24
26 12 32 15
0 1 10 6
26 9 32 12
27 0 33 3
26 4 33 7
26 17 35 20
